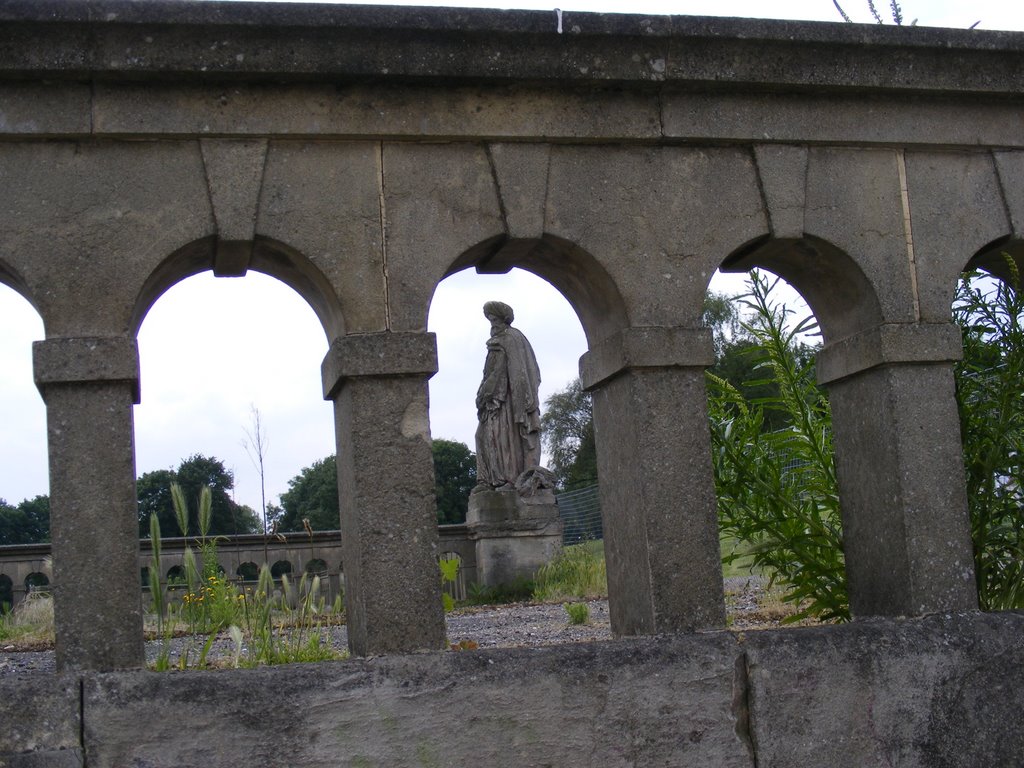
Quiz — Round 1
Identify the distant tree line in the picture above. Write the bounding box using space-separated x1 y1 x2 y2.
0 495 50 546
1 441 479 545
272 439 477 532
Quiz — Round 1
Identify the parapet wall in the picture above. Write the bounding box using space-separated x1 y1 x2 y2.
4 611 1022 767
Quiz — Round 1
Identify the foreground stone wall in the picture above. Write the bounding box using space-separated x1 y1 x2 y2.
3 612 1022 767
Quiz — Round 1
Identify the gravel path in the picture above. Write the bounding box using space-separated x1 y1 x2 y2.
1 576 788 675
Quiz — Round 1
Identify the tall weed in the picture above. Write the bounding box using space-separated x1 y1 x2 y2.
708 271 847 622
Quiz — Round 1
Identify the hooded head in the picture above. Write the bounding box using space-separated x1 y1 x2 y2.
482 300 514 325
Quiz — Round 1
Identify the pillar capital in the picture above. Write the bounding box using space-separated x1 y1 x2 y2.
580 327 715 391
816 322 962 386
321 331 438 400
33 336 140 403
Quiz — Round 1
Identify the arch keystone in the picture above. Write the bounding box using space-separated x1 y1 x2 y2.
754 144 808 239
199 138 268 276
487 143 551 239
993 150 1024 237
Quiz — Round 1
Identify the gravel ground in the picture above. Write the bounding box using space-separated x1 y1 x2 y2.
0 576 792 675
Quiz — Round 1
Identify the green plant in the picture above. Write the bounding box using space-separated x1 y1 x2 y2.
439 555 460 612
533 542 607 602
954 264 1024 611
564 602 589 625
708 271 847 623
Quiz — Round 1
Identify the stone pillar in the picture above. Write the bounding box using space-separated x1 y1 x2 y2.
33 336 144 672
322 332 446 656
818 323 978 617
467 487 562 588
580 327 726 636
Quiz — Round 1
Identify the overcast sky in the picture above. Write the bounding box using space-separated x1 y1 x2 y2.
1 0 1021 515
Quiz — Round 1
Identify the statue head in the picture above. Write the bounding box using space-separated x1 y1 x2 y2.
483 300 514 328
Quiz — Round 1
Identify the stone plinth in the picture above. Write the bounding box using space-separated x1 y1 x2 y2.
467 488 562 588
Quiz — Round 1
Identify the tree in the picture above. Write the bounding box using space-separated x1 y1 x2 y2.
705 286 820 432
278 455 340 532
137 455 260 538
0 495 50 545
241 403 270 535
432 439 476 524
278 443 478 530
17 495 50 543
137 468 177 538
541 379 597 490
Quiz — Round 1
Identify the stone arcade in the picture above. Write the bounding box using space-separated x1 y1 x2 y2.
1 2 1022 765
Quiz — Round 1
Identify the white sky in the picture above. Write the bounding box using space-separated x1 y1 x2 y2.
1 0 1021 515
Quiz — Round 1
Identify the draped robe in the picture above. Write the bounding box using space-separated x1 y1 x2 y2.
474 325 542 488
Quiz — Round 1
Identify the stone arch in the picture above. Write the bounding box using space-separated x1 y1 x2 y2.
129 236 345 341
0 276 48 531
965 236 1024 289
719 235 884 346
166 565 185 583
0 257 44 325
304 558 328 577
237 561 260 581
0 573 12 609
24 572 49 591
271 560 293 579
437 234 629 347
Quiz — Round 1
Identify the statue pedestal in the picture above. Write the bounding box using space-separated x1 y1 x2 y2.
466 488 563 589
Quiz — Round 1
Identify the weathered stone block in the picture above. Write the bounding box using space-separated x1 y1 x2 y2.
82 633 750 768
0 674 81 765
580 326 714 390
591 367 726 636
816 322 963 385
321 331 438 399
743 612 1024 768
828 363 976 618
467 488 562 587
42 381 145 672
332 374 446 655
33 337 140 402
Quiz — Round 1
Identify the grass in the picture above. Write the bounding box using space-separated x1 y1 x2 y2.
533 542 607 602
0 537 796 660
531 536 768 604
720 532 766 579
564 602 590 625
0 593 54 649
147 567 347 670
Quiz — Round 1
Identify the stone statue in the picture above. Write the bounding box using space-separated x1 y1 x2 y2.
474 300 543 491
